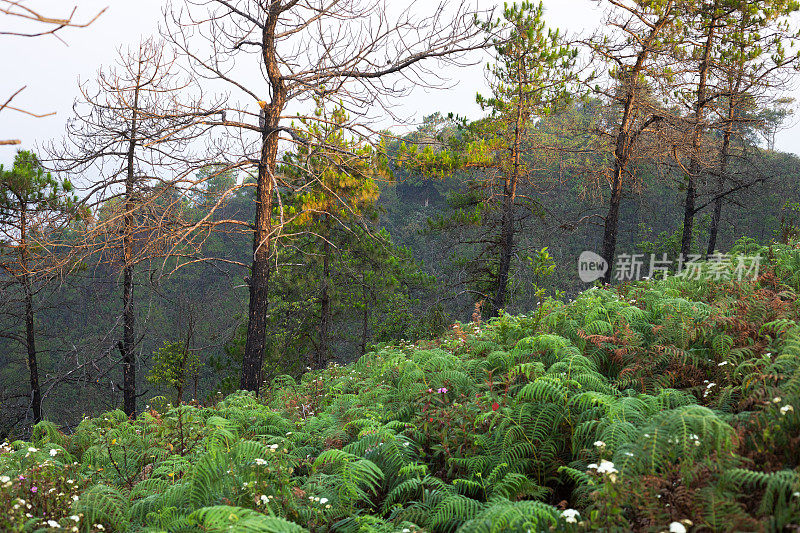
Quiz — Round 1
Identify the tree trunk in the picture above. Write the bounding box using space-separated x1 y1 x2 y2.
601 82 639 284
491 65 523 317
241 129 277 392
122 83 139 418
706 129 730 256
122 261 135 416
493 191 515 316
681 5 718 258
241 7 286 393
680 176 697 257
601 163 625 284
317 232 331 369
707 41 745 257
24 276 41 424
597 5 672 283
360 301 369 357
20 211 41 423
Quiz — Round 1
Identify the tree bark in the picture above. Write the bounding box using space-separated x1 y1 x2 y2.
601 162 625 284
493 188 515 316
680 170 697 257
240 128 277 392
24 276 41 424
317 232 331 369
706 128 730 256
122 212 135 416
707 31 745 257
121 81 139 418
241 5 285 393
601 84 639 284
360 299 369 357
20 210 42 424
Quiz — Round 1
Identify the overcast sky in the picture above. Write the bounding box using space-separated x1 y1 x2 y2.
2 0 799 168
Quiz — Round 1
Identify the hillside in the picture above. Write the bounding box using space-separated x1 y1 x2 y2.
1 241 799 532
5 148 800 433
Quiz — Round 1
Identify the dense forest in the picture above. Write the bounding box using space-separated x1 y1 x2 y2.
1 0 800 531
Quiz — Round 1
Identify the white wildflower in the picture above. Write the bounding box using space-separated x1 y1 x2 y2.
27 447 38 453
69 515 80 522
780 405 794 415
254 458 267 465
717 361 728 366
319 497 329 504
49 449 58 457
593 440 606 448
773 397 782 403
597 460 618 475
669 522 687 533
47 520 61 528
562 509 580 523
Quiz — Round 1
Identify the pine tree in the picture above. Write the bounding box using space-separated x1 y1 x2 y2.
0 150 81 424
281 102 385 368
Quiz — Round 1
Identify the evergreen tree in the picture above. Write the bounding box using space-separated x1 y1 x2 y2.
401 2 578 316
0 150 80 424
282 102 385 368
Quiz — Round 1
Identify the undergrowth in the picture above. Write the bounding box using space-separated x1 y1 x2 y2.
1 242 799 532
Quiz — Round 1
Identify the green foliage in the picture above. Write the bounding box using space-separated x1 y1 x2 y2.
3 243 800 531
147 341 201 404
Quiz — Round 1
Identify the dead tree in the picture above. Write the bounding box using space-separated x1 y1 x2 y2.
164 0 491 393
48 38 210 417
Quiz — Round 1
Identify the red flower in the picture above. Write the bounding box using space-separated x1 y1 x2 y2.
429 417 434 422
492 402 500 411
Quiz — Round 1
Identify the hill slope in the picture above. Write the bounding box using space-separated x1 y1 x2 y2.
1 242 799 532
